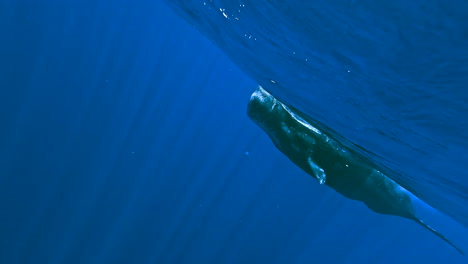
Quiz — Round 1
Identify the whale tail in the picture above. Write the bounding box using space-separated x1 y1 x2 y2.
412 217 465 255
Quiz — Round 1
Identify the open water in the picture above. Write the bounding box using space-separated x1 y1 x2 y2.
0 1 466 263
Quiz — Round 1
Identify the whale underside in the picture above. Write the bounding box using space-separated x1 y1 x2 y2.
247 86 464 255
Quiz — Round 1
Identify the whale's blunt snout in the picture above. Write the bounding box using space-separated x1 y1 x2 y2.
247 86 275 123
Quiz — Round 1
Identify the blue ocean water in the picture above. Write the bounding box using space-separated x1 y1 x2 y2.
0 0 466 264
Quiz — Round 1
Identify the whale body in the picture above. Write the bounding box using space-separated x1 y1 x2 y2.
247 86 464 255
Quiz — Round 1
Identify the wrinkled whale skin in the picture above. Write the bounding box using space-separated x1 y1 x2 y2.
247 86 464 255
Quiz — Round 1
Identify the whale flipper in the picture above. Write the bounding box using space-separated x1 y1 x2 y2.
247 86 464 255
307 156 326 184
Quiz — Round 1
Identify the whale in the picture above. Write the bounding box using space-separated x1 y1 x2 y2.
247 86 464 255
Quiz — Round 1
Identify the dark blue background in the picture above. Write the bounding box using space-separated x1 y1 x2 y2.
0 1 466 263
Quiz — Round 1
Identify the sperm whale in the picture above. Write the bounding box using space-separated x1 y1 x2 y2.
247 86 464 255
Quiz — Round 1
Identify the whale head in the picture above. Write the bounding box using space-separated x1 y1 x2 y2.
247 86 285 131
